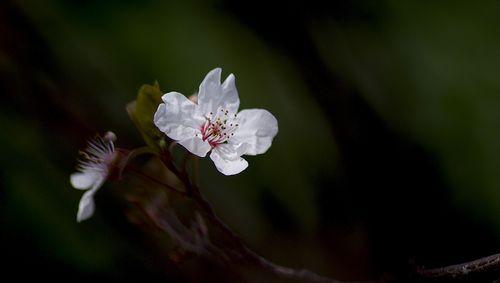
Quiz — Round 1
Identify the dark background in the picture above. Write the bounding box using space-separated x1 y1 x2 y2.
2 0 500 282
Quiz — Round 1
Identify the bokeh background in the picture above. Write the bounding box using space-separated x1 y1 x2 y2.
2 0 500 282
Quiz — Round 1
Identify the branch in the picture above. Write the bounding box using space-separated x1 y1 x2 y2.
417 253 500 279
133 153 500 283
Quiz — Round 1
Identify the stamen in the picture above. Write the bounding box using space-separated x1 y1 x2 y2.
76 135 116 174
200 107 239 148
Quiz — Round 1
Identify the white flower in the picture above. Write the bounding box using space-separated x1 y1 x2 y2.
154 68 278 175
70 132 117 222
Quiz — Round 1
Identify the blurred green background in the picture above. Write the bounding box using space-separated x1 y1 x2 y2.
1 0 500 282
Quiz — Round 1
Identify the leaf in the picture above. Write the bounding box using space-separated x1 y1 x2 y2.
127 82 164 151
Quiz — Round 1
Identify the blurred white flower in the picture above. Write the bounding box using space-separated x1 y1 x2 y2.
154 68 278 175
70 132 117 222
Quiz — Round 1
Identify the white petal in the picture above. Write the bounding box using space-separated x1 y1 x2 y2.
198 68 240 115
215 143 250 160
231 109 278 155
178 137 211 157
70 172 97 190
220 74 240 113
76 178 105 222
154 92 203 141
77 189 95 222
210 144 249 175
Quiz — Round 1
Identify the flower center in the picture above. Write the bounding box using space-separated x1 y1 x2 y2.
199 107 238 148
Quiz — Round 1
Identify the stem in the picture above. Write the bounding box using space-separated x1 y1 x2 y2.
417 253 500 279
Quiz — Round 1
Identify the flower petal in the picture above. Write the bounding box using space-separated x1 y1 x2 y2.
197 68 222 114
231 109 278 155
70 172 97 190
77 177 105 222
154 92 203 141
198 68 240 115
210 144 249 175
220 73 240 113
77 189 96 222
178 137 211 157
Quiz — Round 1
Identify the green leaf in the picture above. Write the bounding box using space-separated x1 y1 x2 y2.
127 82 164 151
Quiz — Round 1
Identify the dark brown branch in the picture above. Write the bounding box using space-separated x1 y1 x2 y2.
417 253 500 279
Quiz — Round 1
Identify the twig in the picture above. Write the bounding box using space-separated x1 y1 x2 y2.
417 253 500 279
